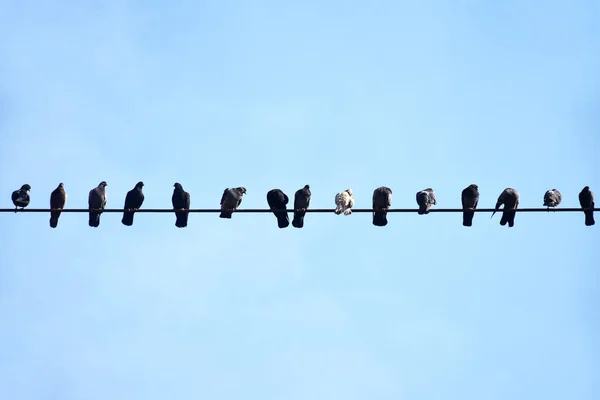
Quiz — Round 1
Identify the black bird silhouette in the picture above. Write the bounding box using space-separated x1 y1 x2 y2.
49 183 67 228
172 183 190 228
292 185 311 228
267 189 290 228
578 186 595 226
372 186 392 227
121 181 145 226
491 188 519 227
461 184 479 227
88 181 107 227
220 187 247 219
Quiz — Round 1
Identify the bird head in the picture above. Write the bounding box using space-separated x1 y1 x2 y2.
304 184 310 190
345 188 353 196
583 186 590 191
136 181 144 188
470 184 478 190
21 184 31 191
238 187 247 194
99 181 107 187
174 182 182 189
58 183 64 188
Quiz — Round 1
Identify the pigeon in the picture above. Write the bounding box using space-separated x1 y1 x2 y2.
49 183 67 228
11 184 31 212
88 181 107 227
372 186 392 227
220 187 247 219
461 184 479 227
266 189 290 228
121 181 145 226
292 185 311 228
491 188 519 227
543 189 562 211
416 188 437 215
578 186 595 226
334 189 354 215
172 182 191 228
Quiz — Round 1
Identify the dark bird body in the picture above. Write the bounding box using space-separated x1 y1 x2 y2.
266 189 289 228
121 181 145 226
292 185 311 228
372 186 392 227
492 188 519 227
172 183 190 228
543 189 562 210
461 184 479 227
416 188 436 215
579 186 595 226
88 181 107 227
220 187 247 219
11 184 31 212
49 183 67 228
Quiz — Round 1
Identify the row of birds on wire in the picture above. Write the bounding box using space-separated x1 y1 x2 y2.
8 182 596 228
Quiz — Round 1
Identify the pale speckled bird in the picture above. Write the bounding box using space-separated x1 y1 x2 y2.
334 189 354 216
543 189 562 211
416 188 436 215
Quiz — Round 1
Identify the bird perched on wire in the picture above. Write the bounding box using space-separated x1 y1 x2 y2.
543 189 562 211
461 184 479 227
266 189 289 228
372 186 392 226
334 189 354 215
49 183 67 228
578 186 595 226
172 182 190 228
292 185 311 228
88 181 107 227
121 181 145 226
416 188 436 215
220 187 247 219
491 188 519 227
11 184 31 212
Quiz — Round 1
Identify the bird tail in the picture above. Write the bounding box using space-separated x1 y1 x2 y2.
418 203 429 215
462 210 474 227
292 211 305 228
373 211 387 227
121 211 135 226
219 210 232 219
584 209 595 226
175 210 189 227
343 208 352 216
89 211 100 227
500 211 516 227
274 212 289 229
50 210 62 228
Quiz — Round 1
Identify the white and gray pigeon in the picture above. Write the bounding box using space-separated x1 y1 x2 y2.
220 187 247 219
372 186 392 226
88 181 107 228
416 188 436 215
543 189 562 211
50 183 67 228
579 186 595 226
492 188 519 227
11 184 31 212
334 189 354 215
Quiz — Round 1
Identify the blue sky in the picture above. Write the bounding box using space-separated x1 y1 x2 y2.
1 0 599 399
